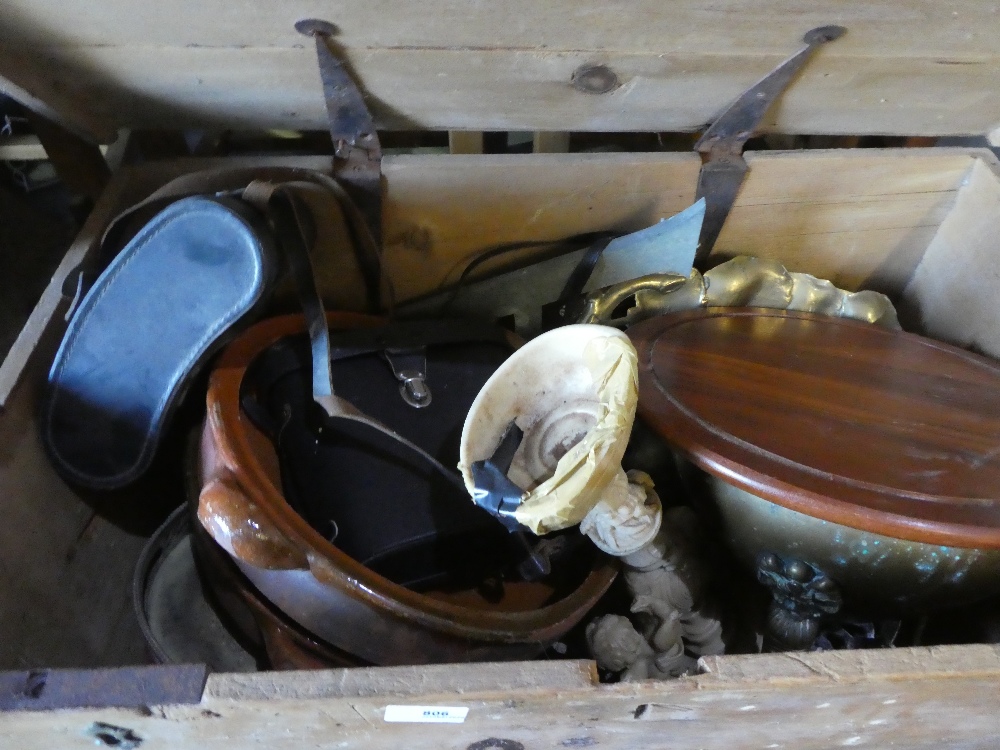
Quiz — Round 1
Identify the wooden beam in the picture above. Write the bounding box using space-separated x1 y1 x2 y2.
0 46 994 137
0 135 110 161
0 135 46 160
532 132 571 153
448 131 484 155
0 1 998 136
26 111 111 200
0 68 112 144
4 647 1000 749
903 152 1000 357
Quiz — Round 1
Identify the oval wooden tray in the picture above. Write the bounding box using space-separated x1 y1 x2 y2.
628 308 1000 548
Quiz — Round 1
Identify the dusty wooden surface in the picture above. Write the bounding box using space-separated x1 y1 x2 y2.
0 1 999 136
0 337 149 670
3 647 1000 748
382 148 972 300
904 156 1000 359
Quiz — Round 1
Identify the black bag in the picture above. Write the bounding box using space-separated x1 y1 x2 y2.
240 319 519 590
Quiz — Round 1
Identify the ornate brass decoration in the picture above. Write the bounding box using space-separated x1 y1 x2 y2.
578 256 901 330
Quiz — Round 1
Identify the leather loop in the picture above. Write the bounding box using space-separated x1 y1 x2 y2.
265 186 337 403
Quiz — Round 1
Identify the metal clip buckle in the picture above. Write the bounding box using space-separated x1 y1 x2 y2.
383 347 432 408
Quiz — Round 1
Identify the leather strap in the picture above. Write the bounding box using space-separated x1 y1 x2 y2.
244 319 512 396
242 180 337 407
235 178 461 487
243 323 498 492
538 234 614 331
556 235 614 302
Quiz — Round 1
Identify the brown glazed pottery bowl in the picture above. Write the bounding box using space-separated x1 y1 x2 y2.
629 308 1000 616
196 313 617 666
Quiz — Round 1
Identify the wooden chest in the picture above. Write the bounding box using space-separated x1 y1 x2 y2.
3 2 1000 747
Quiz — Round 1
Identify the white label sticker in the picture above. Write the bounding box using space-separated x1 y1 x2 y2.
384 705 469 723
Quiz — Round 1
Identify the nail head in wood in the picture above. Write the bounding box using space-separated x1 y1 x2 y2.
295 18 338 37
803 25 847 45
571 64 620 95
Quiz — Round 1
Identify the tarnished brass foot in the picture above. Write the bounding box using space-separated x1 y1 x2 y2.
756 552 842 651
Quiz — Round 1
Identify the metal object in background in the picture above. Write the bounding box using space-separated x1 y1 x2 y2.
693 25 846 268
134 503 259 673
400 198 705 336
708 475 1000 618
383 347 433 408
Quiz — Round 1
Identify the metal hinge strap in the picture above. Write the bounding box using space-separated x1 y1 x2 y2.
693 25 846 269
295 18 384 284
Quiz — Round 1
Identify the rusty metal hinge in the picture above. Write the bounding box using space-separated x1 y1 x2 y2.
693 25 846 269
295 18 383 253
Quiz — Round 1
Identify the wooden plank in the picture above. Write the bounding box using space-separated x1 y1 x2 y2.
448 131 484 155
2 0 998 58
0 135 111 161
26 112 111 200
0 47 990 136
0 68 111 144
0 1 998 135
3 647 1000 748
382 152 700 301
0 337 148 669
715 150 971 292
381 150 971 301
0 135 47 160
903 151 1000 357
533 132 571 153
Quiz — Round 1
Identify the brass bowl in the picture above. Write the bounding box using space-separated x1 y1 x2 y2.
630 308 1000 619
708 476 1000 614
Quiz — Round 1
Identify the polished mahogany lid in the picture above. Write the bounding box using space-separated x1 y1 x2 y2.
629 308 1000 549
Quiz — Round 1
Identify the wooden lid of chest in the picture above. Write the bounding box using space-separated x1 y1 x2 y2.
629 308 1000 549
3 2 1000 142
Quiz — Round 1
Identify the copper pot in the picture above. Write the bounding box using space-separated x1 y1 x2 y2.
196 313 618 665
